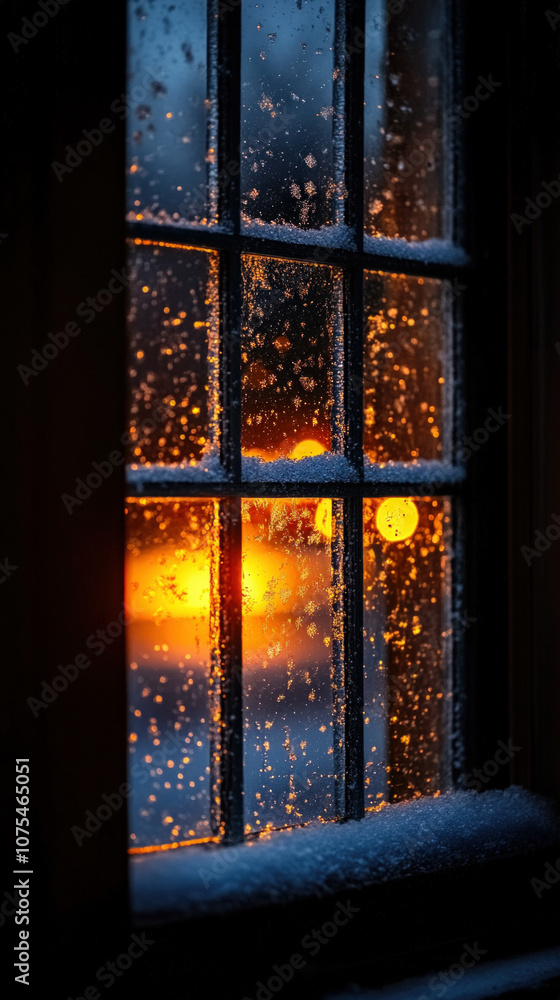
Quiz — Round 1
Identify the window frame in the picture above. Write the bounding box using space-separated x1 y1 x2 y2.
4 0 560 993
126 0 469 846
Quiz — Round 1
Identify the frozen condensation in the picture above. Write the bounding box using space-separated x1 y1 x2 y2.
242 498 340 832
241 0 345 229
127 240 220 469
127 449 225 487
127 0 211 225
363 236 469 268
126 497 218 849
241 255 344 461
242 453 357 483
363 460 465 485
363 497 451 806
364 271 450 465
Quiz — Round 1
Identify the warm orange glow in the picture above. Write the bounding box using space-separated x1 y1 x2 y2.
375 497 419 542
128 836 218 855
289 439 327 461
242 544 303 617
314 498 332 540
126 499 327 628
125 542 211 620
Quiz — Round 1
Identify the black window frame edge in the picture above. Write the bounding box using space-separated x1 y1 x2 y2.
2 0 560 997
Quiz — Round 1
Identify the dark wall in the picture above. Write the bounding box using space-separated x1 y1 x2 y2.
0 1 129 996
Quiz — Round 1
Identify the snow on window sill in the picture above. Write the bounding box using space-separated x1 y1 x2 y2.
130 787 560 924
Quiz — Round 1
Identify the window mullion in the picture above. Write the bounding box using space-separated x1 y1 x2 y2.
214 497 244 844
343 495 365 820
341 0 366 821
215 0 244 844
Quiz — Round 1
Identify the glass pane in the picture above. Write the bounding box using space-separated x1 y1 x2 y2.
127 0 211 226
364 0 445 241
241 0 344 230
127 240 219 471
363 270 448 465
363 496 451 807
242 498 338 832
126 498 217 849
241 255 341 465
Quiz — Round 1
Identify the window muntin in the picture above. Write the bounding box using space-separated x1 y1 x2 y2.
125 0 463 853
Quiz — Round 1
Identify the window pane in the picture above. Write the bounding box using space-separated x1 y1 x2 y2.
363 497 451 807
127 0 211 226
126 498 217 849
241 255 341 466
127 240 219 472
363 270 448 466
242 498 339 832
241 0 343 230
364 0 445 241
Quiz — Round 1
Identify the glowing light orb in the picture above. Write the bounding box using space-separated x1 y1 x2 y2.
289 439 326 461
376 498 419 542
315 498 332 540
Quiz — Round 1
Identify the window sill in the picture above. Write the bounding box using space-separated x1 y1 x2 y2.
130 787 560 925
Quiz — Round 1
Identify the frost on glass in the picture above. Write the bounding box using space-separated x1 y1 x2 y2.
241 255 341 463
363 271 448 465
127 0 212 226
364 0 445 241
126 498 218 849
363 496 451 807
241 0 344 230
127 241 219 470
242 498 338 833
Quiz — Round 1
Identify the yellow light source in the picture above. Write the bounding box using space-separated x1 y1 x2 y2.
314 498 332 540
289 439 326 461
376 498 419 542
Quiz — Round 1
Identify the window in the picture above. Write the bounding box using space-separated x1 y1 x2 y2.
5 0 560 994
125 0 465 853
